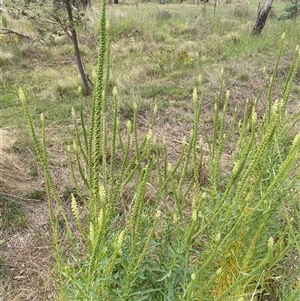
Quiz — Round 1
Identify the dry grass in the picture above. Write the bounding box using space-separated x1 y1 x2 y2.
0 129 57 301
0 128 30 194
0 201 56 301
0 49 14 64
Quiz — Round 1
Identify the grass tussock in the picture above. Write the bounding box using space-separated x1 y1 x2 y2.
0 49 13 65
0 129 30 195
0 197 57 301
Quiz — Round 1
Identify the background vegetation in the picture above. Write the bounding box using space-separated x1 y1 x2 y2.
1 0 300 300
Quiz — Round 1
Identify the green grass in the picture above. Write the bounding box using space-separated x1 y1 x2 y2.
1 2 299 132
0 92 19 109
0 194 28 228
2 0 300 300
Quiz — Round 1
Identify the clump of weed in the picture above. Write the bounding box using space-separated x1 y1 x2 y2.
239 72 250 82
278 0 300 20
54 77 82 98
26 189 45 200
234 3 251 18
21 1 300 298
151 46 196 74
0 194 28 228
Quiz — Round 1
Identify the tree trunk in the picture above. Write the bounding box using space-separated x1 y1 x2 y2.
0 0 4 13
72 0 91 8
65 0 90 95
252 0 273 34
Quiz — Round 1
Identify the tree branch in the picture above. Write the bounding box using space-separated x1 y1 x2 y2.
0 27 31 39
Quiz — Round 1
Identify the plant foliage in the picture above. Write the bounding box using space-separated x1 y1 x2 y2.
278 0 300 20
20 2 300 300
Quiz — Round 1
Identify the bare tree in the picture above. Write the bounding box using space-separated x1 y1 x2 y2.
54 0 91 9
65 0 90 95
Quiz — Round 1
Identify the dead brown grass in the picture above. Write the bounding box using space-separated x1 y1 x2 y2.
0 201 56 301
0 128 30 195
0 129 57 300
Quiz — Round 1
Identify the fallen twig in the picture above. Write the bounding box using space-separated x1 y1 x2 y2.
0 27 31 39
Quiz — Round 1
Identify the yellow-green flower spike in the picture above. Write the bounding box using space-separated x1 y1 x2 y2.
251 110 257 126
71 194 79 221
117 230 125 255
72 107 76 119
226 90 230 100
215 233 221 242
173 212 178 224
127 120 131 132
97 208 104 226
19 88 25 103
220 67 224 77
192 209 197 221
193 88 197 103
152 104 157 116
113 86 118 97
147 129 152 141
99 185 106 203
73 140 78 153
89 222 95 247
268 237 274 249
198 74 202 85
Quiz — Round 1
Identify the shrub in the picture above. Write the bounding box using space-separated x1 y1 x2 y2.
278 0 300 20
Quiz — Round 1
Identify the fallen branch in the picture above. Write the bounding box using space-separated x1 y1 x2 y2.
0 27 31 39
